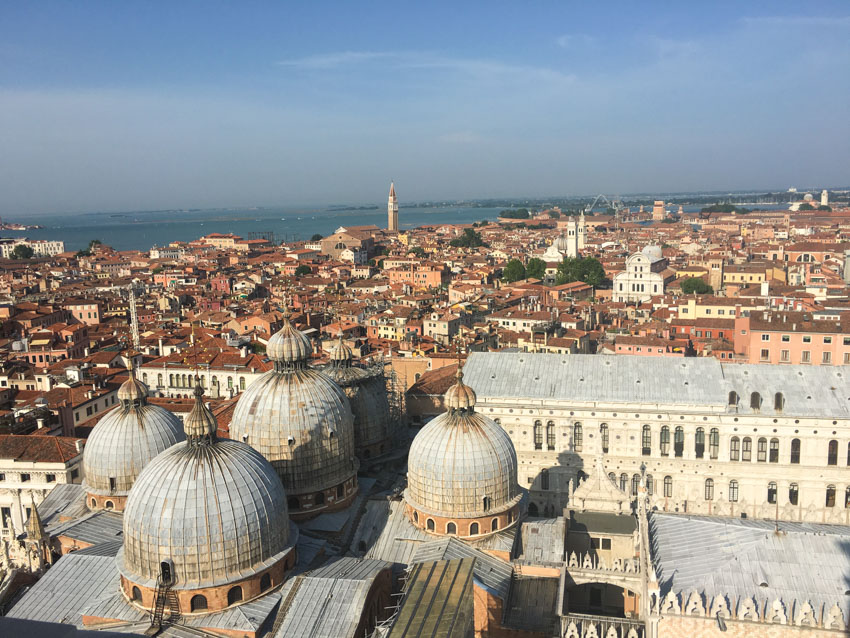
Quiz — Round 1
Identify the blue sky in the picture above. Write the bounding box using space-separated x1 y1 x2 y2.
1 2 849 215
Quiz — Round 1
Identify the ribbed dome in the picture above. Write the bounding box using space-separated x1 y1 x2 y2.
553 232 571 252
406 391 521 518
444 367 476 411
230 367 357 495
183 382 217 441
325 362 394 456
83 385 185 498
119 438 292 590
267 314 312 364
329 335 353 365
642 244 663 259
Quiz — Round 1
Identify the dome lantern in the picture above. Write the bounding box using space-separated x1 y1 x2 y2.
183 378 217 444
267 311 313 371
444 366 477 413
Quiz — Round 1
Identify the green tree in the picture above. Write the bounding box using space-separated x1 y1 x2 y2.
310 233 323 241
798 203 815 211
11 244 34 260
817 205 831 212
525 257 546 280
294 264 312 277
449 228 485 248
499 208 530 219
151 266 163 274
681 277 713 294
502 259 526 283
555 257 606 287
409 246 426 258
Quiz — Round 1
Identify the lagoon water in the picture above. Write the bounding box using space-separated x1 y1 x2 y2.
0 205 505 252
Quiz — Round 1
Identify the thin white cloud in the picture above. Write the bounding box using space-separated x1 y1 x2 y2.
276 51 396 69
556 34 595 49
740 15 850 28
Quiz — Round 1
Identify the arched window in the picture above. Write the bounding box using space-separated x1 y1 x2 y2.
315 492 325 506
413 511 419 524
169 374 174 386
631 474 640 496
660 426 670 456
789 483 799 505
620 473 628 492
728 390 738 406
337 484 345 499
641 425 651 456
674 426 684 458
608 472 617 484
447 522 457 535
260 573 272 592
157 373 162 387
546 421 555 450
91 497 97 508
541 470 550 491
828 440 838 465
142 373 148 384
695 427 705 459
239 377 246 390
528 502 539 517
426 518 435 531
533 420 542 450
757 437 767 462
600 423 609 453
767 481 777 504
742 437 752 462
769 439 779 463
704 478 714 501
492 518 499 531
646 474 654 496
227 376 233 389
826 485 836 508
227 586 243 605
131 586 142 602
791 438 801 464
105 500 114 510
750 392 761 411
483 496 492 510
573 422 583 451
845 487 850 509
190 595 208 612
663 476 672 498
774 392 784 412
188 375 194 387
729 480 739 502
287 496 300 510
730 436 740 461
709 428 719 459
469 522 479 535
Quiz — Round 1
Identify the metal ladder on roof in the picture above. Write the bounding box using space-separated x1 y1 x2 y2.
146 577 179 635
269 575 305 636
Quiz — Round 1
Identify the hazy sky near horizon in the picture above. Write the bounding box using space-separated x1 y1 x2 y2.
1 2 849 216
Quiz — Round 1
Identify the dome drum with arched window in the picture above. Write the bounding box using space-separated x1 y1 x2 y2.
405 367 523 539
118 382 297 615
82 370 185 512
324 335 395 461
229 313 359 519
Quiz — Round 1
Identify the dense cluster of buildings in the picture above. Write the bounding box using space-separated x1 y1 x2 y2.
0 186 849 636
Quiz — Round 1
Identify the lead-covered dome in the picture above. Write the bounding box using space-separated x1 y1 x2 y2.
82 370 185 511
553 232 571 253
118 383 295 612
230 314 358 515
406 367 522 535
324 335 395 461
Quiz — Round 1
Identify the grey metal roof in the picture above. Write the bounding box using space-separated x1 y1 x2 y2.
515 517 566 565
38 483 87 529
271 558 391 638
300 477 377 534
410 537 513 600
73 539 123 557
7 553 117 627
463 352 850 417
650 512 850 615
502 576 560 633
362 498 432 565
49 510 124 546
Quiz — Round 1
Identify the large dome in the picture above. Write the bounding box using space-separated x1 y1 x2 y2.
229 314 358 513
406 368 522 531
118 384 295 611
82 370 185 510
324 336 394 460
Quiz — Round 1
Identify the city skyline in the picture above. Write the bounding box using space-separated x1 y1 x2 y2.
1 2 849 215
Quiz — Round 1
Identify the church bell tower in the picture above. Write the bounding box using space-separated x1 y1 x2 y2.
388 181 399 232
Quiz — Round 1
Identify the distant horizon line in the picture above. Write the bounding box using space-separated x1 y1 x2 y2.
4 185 847 219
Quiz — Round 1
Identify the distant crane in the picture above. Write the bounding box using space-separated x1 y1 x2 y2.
584 194 626 215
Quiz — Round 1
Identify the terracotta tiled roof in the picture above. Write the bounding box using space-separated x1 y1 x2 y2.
0 434 83 463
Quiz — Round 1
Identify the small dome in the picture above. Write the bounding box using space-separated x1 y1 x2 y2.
117 369 148 404
553 232 570 252
183 382 217 440
267 314 312 364
330 335 353 365
83 381 185 501
444 367 476 411
641 244 663 260
119 438 292 591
